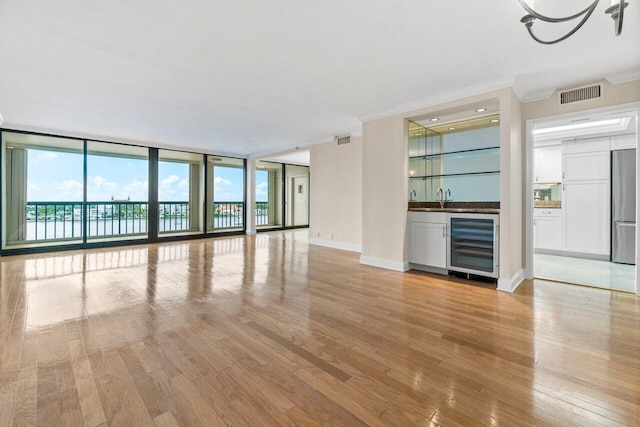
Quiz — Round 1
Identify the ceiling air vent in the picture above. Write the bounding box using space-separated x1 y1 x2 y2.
558 83 603 106
336 135 351 145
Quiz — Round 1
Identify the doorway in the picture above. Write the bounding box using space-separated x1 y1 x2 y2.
527 106 639 294
291 175 309 226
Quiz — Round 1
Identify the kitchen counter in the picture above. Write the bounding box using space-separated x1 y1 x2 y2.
534 200 561 208
409 207 500 214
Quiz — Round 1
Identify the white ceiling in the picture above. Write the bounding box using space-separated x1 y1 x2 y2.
0 0 638 157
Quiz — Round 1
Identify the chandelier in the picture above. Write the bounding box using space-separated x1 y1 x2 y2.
517 0 629 44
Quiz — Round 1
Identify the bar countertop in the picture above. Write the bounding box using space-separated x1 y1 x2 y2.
408 201 500 214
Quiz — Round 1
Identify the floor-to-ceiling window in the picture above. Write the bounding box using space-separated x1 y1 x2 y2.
207 156 245 232
86 141 149 241
1 129 247 255
285 164 310 227
256 161 283 229
158 150 204 236
2 133 84 249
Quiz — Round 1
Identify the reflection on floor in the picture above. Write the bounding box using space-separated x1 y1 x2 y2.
534 253 635 292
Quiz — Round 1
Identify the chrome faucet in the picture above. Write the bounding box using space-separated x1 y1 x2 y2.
436 188 452 208
410 189 417 201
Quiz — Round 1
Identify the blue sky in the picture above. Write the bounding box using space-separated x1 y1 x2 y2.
26 149 262 202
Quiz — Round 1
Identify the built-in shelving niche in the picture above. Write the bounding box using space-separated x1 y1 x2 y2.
408 115 500 202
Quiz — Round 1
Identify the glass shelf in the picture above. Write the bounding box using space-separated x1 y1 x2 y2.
410 171 500 179
408 119 500 202
408 146 500 160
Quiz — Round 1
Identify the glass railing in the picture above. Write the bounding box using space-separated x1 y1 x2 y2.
25 201 149 241
212 201 244 230
25 202 84 241
159 201 190 233
86 201 149 237
22 200 254 243
256 201 269 225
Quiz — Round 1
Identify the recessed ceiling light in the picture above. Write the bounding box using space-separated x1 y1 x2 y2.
430 118 439 122
448 127 456 130
490 119 499 123
415 133 422 136
476 108 487 112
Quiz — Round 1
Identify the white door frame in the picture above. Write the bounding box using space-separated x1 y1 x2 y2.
524 101 640 297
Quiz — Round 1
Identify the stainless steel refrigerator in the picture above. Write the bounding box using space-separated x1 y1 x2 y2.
612 149 636 265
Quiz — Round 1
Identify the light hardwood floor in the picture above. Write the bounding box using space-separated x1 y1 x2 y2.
0 230 639 426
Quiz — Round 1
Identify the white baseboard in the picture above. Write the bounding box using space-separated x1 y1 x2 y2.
360 255 410 272
308 238 361 253
497 269 525 293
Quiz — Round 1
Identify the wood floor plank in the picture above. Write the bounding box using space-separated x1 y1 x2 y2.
68 340 107 427
247 321 352 382
169 374 226 427
13 365 37 427
35 363 62 426
0 231 638 426
153 411 179 427
0 380 17 427
295 367 387 427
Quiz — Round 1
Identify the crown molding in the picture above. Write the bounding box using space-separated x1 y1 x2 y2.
522 87 557 103
605 69 640 85
358 77 517 123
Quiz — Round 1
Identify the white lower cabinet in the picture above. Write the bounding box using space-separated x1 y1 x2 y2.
562 180 610 256
409 212 447 269
533 211 561 250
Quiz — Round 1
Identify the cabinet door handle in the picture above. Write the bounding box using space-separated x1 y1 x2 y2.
442 224 446 238
562 171 566 179
534 219 537 225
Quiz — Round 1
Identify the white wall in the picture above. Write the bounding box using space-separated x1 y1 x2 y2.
361 117 408 269
309 136 362 252
503 90 524 286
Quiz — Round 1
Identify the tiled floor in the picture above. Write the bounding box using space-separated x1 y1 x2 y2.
534 253 636 292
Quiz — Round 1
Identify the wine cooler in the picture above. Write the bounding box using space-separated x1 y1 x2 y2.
447 213 499 278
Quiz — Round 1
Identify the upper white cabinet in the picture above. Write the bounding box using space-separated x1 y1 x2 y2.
563 151 610 181
534 144 562 183
408 212 447 269
562 138 610 182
